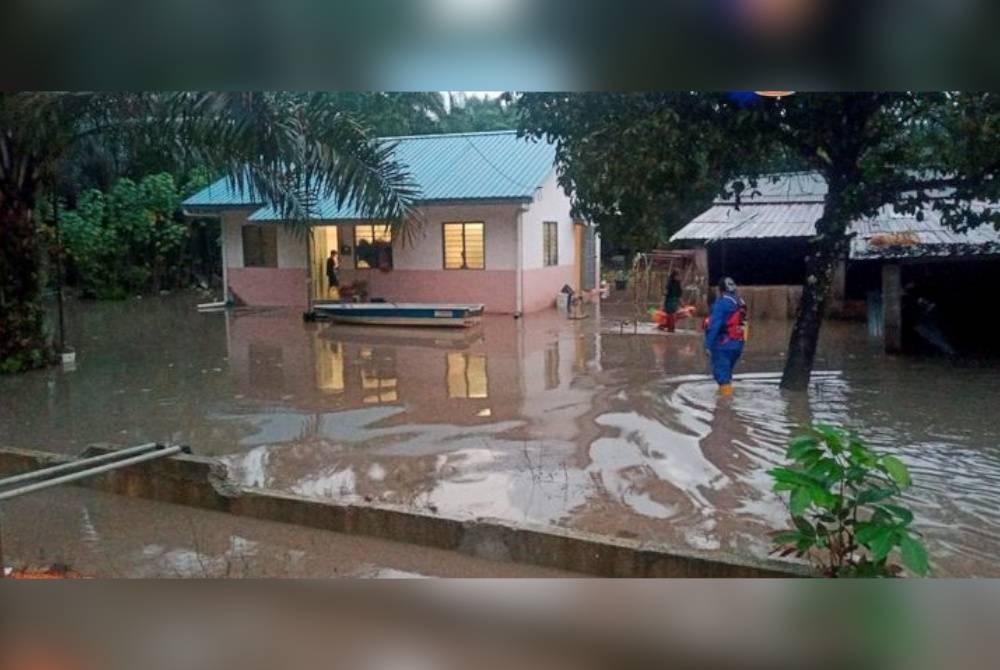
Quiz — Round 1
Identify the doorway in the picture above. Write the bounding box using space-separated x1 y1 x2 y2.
311 225 340 301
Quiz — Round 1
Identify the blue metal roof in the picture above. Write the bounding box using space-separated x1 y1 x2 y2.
181 173 265 208
182 130 556 220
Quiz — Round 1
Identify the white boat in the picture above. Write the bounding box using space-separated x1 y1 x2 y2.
312 302 485 328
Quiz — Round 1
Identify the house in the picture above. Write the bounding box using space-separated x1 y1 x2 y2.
182 130 600 314
671 172 1000 354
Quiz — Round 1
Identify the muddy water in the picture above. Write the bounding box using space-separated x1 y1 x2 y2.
2 294 998 576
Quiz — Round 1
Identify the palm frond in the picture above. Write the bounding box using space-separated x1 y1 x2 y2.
162 92 422 242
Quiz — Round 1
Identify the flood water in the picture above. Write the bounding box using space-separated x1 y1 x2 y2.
2 293 998 576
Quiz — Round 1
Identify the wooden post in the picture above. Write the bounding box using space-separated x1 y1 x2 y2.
882 263 902 353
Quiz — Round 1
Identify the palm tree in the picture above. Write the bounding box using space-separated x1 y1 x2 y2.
0 92 420 372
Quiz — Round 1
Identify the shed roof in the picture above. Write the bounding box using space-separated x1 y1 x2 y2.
671 172 1000 260
182 130 556 221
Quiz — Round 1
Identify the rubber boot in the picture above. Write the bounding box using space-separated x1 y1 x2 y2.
719 383 733 396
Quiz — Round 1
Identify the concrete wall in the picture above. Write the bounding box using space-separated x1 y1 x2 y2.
521 170 578 311
221 210 306 270
736 285 865 321
0 447 804 578
332 201 523 313
221 210 308 307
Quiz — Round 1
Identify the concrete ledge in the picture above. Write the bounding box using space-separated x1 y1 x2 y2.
0 447 809 578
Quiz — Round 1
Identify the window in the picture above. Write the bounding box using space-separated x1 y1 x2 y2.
443 222 485 270
543 221 558 266
355 224 393 269
242 225 278 268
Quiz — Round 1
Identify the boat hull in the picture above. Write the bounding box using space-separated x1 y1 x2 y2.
313 303 485 328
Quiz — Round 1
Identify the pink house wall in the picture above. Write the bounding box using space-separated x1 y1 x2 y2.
521 264 578 313
228 268 308 308
352 269 518 314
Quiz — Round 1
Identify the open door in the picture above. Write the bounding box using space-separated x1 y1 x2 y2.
310 225 340 302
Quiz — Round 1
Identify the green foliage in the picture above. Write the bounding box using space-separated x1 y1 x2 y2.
513 92 1000 388
438 94 516 133
2 91 425 372
58 172 190 299
0 300 54 374
769 425 929 577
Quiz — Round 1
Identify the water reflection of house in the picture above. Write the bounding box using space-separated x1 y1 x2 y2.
225 311 522 425
671 172 1000 354
183 131 601 314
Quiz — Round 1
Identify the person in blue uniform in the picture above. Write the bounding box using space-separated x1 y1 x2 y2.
704 277 748 396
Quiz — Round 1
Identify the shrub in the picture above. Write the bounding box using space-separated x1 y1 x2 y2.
768 424 929 577
58 170 208 299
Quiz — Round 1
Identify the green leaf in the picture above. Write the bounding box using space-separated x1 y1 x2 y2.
792 516 816 537
790 487 812 516
793 447 824 466
807 458 845 484
880 504 915 525
787 435 820 460
809 486 839 510
769 467 821 489
868 527 898 562
855 522 883 544
814 424 845 454
899 534 929 576
771 530 804 545
857 487 897 505
881 456 912 488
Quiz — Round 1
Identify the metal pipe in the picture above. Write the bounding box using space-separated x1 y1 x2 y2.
0 445 184 502
0 443 160 489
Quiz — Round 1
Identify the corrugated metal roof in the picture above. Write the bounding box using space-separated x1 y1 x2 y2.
181 177 264 208
182 130 556 220
851 206 1000 259
672 172 1000 259
676 203 824 240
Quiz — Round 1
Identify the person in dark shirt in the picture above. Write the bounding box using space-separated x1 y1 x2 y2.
325 249 339 296
661 271 683 332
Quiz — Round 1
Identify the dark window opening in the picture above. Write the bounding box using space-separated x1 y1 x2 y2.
242 225 278 268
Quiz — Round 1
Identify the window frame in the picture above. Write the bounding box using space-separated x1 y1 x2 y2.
442 221 486 270
354 223 393 270
241 224 278 268
543 221 558 267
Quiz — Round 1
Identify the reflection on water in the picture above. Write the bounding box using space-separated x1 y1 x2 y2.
447 352 488 399
2 294 999 576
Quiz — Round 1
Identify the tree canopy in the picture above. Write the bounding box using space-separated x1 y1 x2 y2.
513 92 1000 388
0 91 426 372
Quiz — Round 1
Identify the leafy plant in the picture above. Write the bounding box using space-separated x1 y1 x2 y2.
58 172 197 299
768 424 929 577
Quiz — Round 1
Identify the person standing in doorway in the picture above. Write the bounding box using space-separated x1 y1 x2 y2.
661 271 683 332
704 277 748 396
326 249 339 297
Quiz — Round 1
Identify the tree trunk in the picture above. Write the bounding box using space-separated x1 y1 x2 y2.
0 183 53 372
780 183 851 391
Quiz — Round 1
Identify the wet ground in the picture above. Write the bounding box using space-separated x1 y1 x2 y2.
0 486 573 578
2 292 998 576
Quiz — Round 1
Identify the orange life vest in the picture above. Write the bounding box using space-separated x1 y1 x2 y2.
721 294 749 343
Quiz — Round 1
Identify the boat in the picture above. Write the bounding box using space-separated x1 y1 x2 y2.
311 302 485 328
